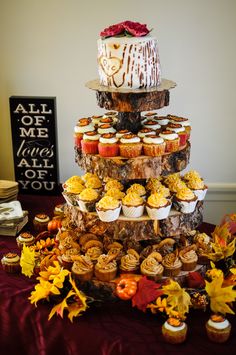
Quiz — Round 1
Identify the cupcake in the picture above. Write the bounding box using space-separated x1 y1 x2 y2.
119 134 143 158
159 130 180 153
61 247 80 269
167 179 187 194
145 178 162 193
155 116 169 129
140 252 164 281
81 172 98 183
79 233 99 247
179 245 198 271
116 129 131 139
120 249 140 274
77 188 99 212
104 179 124 191
174 187 198 214
85 246 103 264
72 255 94 282
91 115 103 127
63 183 85 206
168 115 191 140
96 196 121 222
16 232 35 250
194 233 212 264
53 203 65 218
33 213 50 232
167 123 188 147
63 175 84 188
205 314 231 343
94 254 117 281
146 193 172 220
126 184 146 199
107 247 125 264
185 177 208 201
98 133 119 157
137 128 156 140
162 252 182 277
183 170 201 182
142 120 161 133
150 184 171 198
97 123 116 135
98 117 115 126
81 131 100 154
142 135 166 156
85 176 102 195
74 119 95 148
122 192 144 218
163 173 181 187
162 318 187 344
104 188 125 201
1 252 21 273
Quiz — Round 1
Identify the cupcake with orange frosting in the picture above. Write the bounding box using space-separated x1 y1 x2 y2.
167 179 187 194
81 172 97 183
85 176 102 195
140 252 164 281
104 188 125 201
94 254 117 281
96 196 121 222
104 179 124 192
205 314 231 343
174 187 198 213
61 247 80 270
77 188 99 212
119 134 142 158
162 252 182 277
185 176 208 201
120 249 140 274
98 133 119 157
122 192 145 218
143 135 166 156
159 130 180 153
162 317 187 344
85 246 103 264
81 131 100 154
150 184 171 198
167 123 188 147
145 178 162 193
63 182 85 206
146 193 172 220
72 255 94 282
126 183 146 199
63 175 84 188
74 119 95 148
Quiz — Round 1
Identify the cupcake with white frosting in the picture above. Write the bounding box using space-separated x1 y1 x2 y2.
142 119 161 133
16 232 35 250
146 193 172 220
205 314 231 343
159 130 180 153
97 123 116 135
96 196 121 222
33 213 50 232
98 117 114 126
167 123 188 147
137 128 156 140
1 253 21 273
91 115 103 127
122 192 145 218
116 129 131 139
143 135 166 156
155 116 169 129
98 133 119 157
162 318 187 344
74 119 95 148
119 134 143 158
168 115 191 139
81 131 100 154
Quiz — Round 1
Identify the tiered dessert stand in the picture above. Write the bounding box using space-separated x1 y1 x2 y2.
67 79 203 245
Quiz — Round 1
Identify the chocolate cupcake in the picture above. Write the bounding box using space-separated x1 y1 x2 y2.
1 253 21 273
16 232 35 250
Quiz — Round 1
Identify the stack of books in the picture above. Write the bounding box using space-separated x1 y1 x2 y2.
0 180 19 203
0 200 28 236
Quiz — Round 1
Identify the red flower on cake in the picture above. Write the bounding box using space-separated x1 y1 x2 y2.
100 21 150 38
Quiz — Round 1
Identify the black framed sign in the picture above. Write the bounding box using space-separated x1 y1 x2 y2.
9 96 60 195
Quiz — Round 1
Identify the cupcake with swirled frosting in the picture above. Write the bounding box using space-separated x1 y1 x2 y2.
104 188 125 201
94 254 117 281
174 187 198 214
61 247 80 269
122 192 145 218
159 130 180 153
77 188 99 212
96 196 121 222
145 178 162 193
72 255 94 281
104 179 124 192
140 253 164 281
120 249 140 274
155 116 169 129
116 129 131 139
162 252 182 277
16 232 35 250
185 176 208 201
179 245 198 271
63 181 85 206
85 246 103 264
85 176 102 195
119 134 143 158
167 123 188 147
143 135 166 157
126 183 146 199
168 115 191 140
98 133 119 157
146 193 172 220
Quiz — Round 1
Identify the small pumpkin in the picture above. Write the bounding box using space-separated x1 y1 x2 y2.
116 278 138 300
47 217 62 234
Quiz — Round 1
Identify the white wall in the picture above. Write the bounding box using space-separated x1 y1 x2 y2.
0 0 236 223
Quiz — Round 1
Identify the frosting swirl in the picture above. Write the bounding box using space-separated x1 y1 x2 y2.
85 177 102 189
96 196 120 209
99 133 118 144
79 188 99 201
141 257 164 276
96 254 117 270
143 135 164 144
105 179 124 191
175 187 196 200
159 130 178 141
2 253 20 263
86 246 103 261
162 253 182 269
147 193 169 208
105 188 125 200
120 249 140 271
98 123 116 134
126 184 146 197
72 255 93 273
186 177 205 190
120 134 141 144
122 192 144 206
83 131 100 141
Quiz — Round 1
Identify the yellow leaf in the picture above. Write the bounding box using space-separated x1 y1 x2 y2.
162 280 191 319
48 289 75 320
230 268 236 275
212 224 231 242
205 273 236 315
20 245 35 277
210 261 215 269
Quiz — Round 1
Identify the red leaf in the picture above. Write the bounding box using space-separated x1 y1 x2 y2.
186 272 205 289
132 276 163 312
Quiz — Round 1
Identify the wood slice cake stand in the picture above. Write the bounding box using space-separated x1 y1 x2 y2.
64 201 203 242
86 79 176 132
75 142 190 180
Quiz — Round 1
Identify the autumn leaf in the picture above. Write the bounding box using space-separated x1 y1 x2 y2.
48 289 75 320
186 271 205 289
132 276 163 312
20 245 35 277
205 272 236 315
162 279 191 319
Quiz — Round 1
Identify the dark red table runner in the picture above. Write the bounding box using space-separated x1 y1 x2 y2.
0 193 235 355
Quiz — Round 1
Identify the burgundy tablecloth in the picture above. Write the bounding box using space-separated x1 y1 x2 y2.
0 193 236 355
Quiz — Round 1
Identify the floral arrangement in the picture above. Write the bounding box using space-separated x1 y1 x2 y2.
100 21 150 38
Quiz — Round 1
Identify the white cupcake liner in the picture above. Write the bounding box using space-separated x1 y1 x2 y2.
174 199 197 214
146 202 172 220
62 192 75 206
96 205 121 222
122 204 144 218
77 199 96 212
193 187 208 201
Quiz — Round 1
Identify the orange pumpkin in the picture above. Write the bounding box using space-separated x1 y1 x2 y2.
116 278 138 300
47 218 62 234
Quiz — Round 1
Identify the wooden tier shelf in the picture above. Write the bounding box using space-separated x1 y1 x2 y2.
75 142 190 180
86 79 176 112
64 201 203 242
